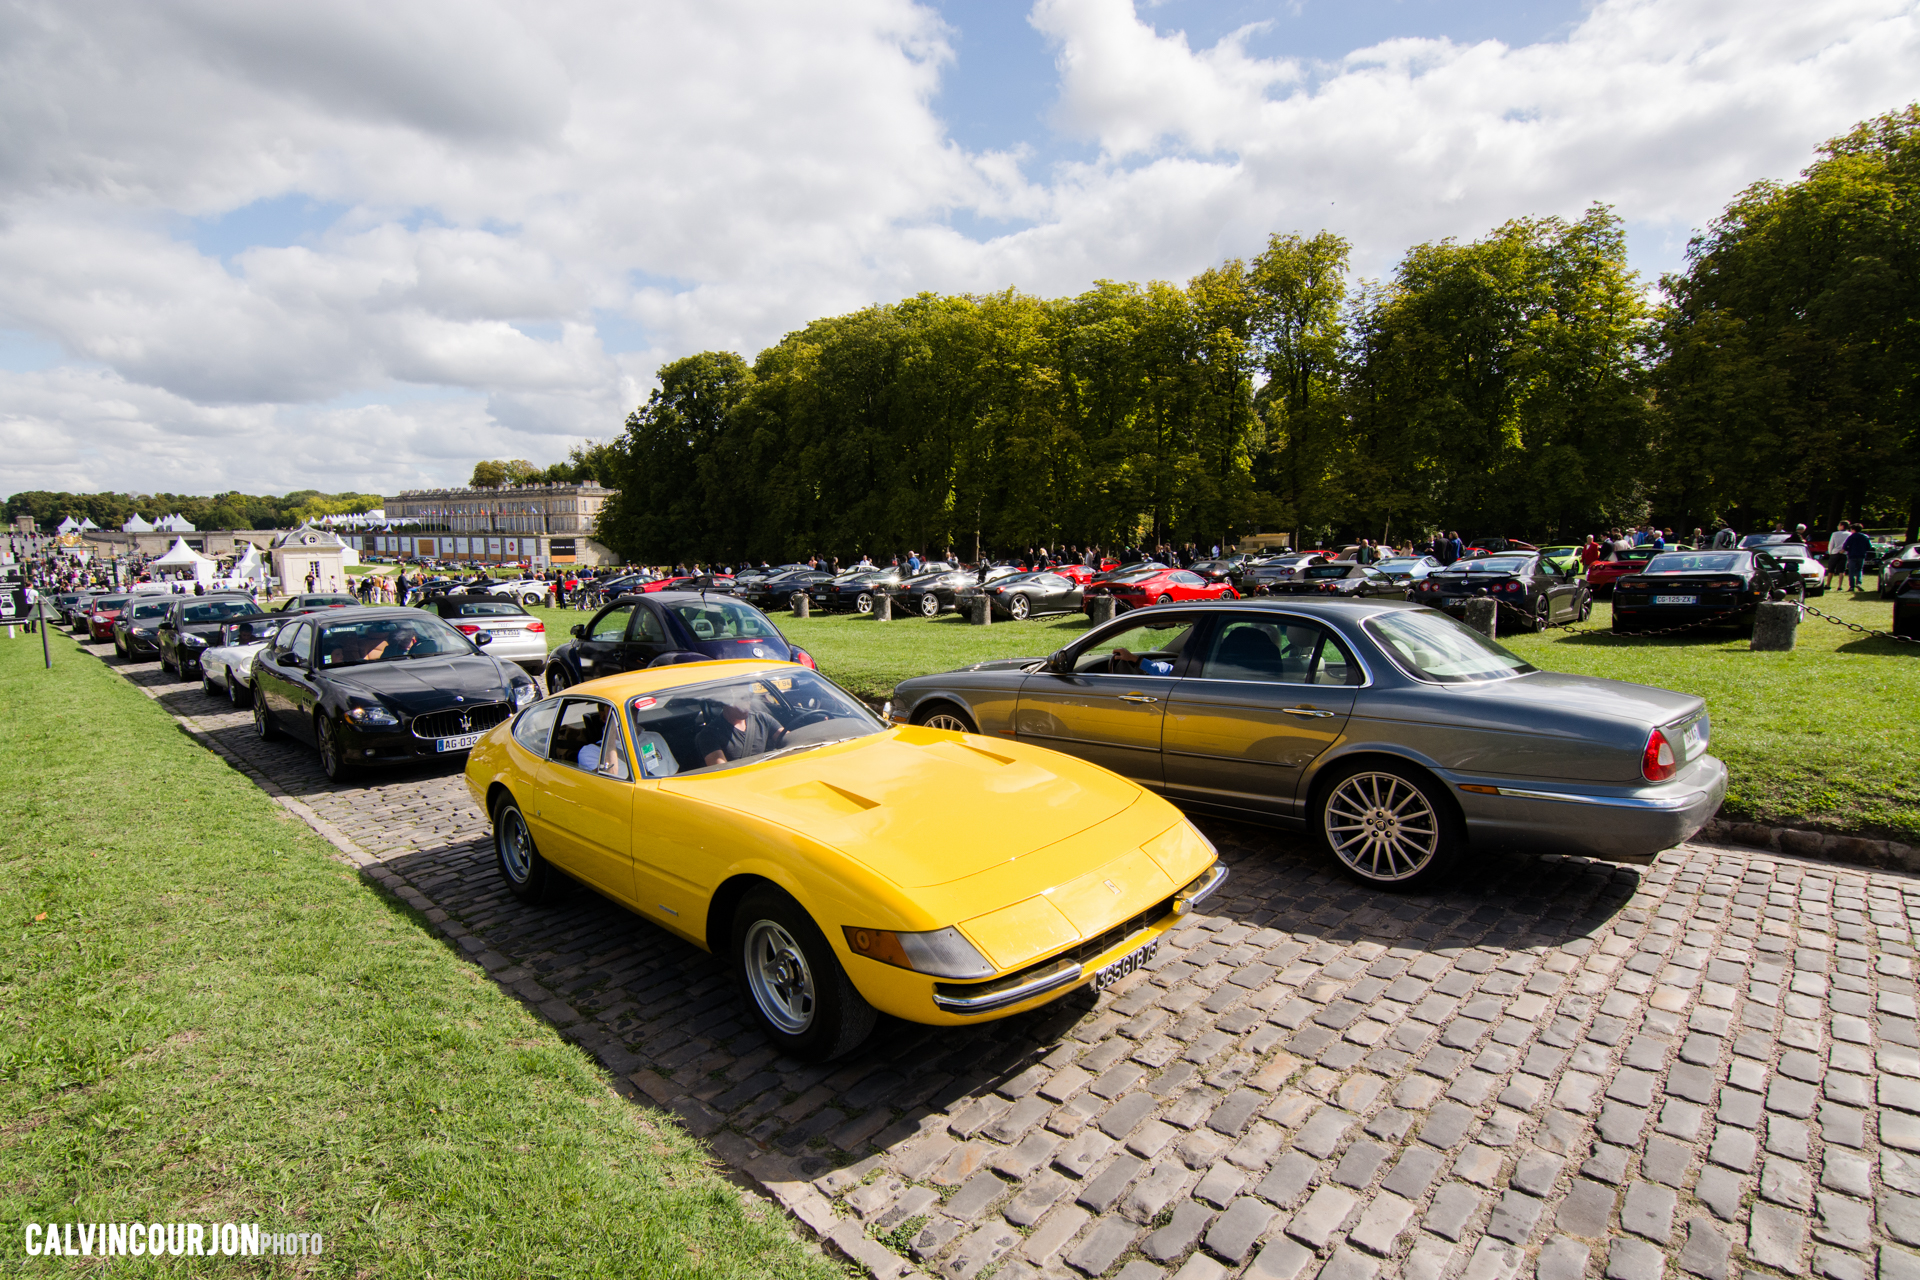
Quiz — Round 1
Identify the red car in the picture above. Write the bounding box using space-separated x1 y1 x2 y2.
85 594 132 641
1084 567 1237 613
639 574 735 593
1586 547 1662 596
1050 563 1096 586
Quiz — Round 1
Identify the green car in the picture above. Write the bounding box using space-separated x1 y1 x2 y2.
1538 546 1584 576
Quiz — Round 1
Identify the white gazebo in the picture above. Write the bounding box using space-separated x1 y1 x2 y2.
151 536 216 583
122 514 154 533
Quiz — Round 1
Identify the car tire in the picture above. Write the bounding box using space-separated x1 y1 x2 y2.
1009 594 1031 621
202 668 219 698
493 794 558 904
920 594 940 618
522 593 544 607
317 715 356 782
1222 588 1237 599
856 592 874 614
1156 593 1173 605
546 666 572 696
913 703 978 734
730 885 876 1062
1530 598 1549 632
1578 596 1592 622
253 685 281 740
1314 760 1464 890
229 674 248 707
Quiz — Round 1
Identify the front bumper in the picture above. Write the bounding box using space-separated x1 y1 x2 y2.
1450 755 1728 862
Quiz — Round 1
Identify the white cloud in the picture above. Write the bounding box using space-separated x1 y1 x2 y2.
0 0 1915 497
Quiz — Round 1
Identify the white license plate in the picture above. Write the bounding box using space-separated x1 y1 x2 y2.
436 732 483 752
1092 937 1160 990
1653 595 1698 605
1682 716 1709 757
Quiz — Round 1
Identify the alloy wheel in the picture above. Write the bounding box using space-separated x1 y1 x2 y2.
743 920 816 1034
856 592 873 614
920 595 939 618
1009 594 1030 620
498 807 534 883
1323 771 1443 882
922 712 972 733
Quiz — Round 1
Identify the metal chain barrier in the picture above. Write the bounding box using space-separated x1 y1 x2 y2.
1798 598 1920 644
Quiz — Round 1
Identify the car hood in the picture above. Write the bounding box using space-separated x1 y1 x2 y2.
663 727 1141 889
324 656 514 709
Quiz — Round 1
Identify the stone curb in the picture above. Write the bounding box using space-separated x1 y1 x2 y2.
111 657 921 1280
1698 817 1920 876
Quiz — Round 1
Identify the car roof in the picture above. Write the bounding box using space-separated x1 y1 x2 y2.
573 658 806 700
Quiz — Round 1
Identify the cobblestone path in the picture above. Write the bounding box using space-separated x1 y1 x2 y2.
104 641 1920 1280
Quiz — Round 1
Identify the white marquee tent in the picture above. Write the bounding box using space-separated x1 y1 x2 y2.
151 537 216 583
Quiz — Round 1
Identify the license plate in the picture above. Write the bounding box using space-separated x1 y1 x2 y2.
436 732 483 752
1653 595 1698 605
1682 716 1709 758
1092 937 1160 990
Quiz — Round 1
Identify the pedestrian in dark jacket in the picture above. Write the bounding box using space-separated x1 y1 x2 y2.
1844 524 1872 591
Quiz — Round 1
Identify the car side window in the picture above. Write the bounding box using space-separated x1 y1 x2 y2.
630 608 668 644
1072 616 1197 676
588 604 636 642
512 700 561 757
286 623 313 667
551 699 621 775
1199 619 1359 686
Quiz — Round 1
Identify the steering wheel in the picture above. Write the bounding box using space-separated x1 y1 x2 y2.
789 709 833 729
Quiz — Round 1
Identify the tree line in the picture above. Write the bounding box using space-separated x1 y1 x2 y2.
1 488 384 533
595 105 1918 566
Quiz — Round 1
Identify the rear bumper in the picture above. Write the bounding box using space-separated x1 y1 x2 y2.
1449 756 1727 862
1613 602 1753 628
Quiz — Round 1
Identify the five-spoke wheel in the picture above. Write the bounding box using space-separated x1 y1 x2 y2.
1008 594 1031 620
920 594 940 618
730 886 875 1060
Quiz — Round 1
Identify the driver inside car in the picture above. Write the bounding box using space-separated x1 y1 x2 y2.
1108 646 1175 675
697 696 787 767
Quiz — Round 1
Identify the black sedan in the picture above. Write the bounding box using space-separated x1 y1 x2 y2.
738 568 834 610
1612 550 1794 632
542 592 815 694
1409 554 1589 631
157 593 265 676
112 597 176 659
1259 562 1407 599
902 565 1019 617
251 607 542 781
955 570 1085 620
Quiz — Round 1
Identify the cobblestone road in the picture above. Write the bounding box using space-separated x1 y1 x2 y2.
102 639 1920 1280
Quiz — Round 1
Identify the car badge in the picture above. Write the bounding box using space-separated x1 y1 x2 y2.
1105 879 1122 896
458 713 473 733
454 695 464 702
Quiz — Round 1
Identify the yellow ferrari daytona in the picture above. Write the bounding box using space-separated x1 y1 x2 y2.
464 660 1226 1060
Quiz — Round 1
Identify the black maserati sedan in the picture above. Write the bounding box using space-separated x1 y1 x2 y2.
250 606 542 782
156 593 266 677
1409 553 1590 631
1611 549 1793 633
901 565 1019 617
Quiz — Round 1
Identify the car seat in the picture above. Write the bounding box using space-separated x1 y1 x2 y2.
632 729 679 778
1212 625 1284 679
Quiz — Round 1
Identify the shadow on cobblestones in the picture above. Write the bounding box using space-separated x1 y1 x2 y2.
98 639 1918 1280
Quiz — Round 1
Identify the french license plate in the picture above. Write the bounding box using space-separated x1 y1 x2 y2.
1682 716 1709 758
1092 937 1160 990
1653 595 1698 605
436 732 483 752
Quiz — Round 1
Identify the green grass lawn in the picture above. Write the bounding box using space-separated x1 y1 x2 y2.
0 633 835 1278
528 588 1920 845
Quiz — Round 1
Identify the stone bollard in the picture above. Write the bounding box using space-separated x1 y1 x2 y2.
971 595 991 626
1089 595 1116 625
1750 600 1799 651
792 593 809 618
1463 597 1498 639
873 591 891 622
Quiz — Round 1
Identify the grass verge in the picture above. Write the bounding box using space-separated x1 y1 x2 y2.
0 632 838 1278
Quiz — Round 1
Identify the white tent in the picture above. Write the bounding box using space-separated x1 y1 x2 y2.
152 536 216 583
122 514 153 533
232 542 270 593
56 516 80 534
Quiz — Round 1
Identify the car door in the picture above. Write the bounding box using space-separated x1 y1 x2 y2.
260 621 312 731
573 602 639 679
157 602 182 664
1161 614 1360 819
1013 612 1203 788
532 697 637 903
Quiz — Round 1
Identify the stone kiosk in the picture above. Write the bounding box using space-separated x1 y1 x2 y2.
269 524 350 595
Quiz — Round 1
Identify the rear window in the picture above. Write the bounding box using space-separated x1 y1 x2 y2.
449 600 529 617
1364 610 1536 684
1645 553 1744 574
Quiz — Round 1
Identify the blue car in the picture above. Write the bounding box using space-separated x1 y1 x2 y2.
541 591 816 694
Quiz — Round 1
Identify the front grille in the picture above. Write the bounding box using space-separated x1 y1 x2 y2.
934 890 1181 1004
410 701 510 740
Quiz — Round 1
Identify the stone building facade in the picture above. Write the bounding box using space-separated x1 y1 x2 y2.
375 483 619 565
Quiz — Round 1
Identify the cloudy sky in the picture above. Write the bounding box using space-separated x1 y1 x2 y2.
2 0 1915 500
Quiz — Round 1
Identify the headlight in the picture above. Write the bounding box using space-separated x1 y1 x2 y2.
183 634 207 646
842 925 994 979
509 680 539 708
345 704 400 727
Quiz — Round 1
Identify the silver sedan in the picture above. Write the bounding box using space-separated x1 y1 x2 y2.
887 599 1725 888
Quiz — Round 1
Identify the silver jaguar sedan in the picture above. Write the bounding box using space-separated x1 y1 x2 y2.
887 599 1725 888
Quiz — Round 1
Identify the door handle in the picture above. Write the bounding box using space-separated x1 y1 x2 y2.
1282 706 1337 718
1119 693 1160 705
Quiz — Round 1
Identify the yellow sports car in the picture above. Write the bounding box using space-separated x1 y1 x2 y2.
464 660 1227 1060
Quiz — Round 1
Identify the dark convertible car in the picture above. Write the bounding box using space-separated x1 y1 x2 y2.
1409 554 1589 631
251 606 542 781
542 592 815 694
887 599 1724 887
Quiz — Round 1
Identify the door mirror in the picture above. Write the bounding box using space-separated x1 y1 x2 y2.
1046 649 1069 673
570 624 585 638
473 630 493 646
277 651 303 667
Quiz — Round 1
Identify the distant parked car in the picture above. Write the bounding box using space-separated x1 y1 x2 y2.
1259 562 1407 599
418 595 550 673
156 593 265 677
1611 549 1795 633
1409 555 1590 630
542 592 814 694
1881 544 1920 600
955 571 1086 621
200 616 288 705
1584 547 1663 596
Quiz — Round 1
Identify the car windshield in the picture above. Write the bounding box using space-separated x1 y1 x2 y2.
449 600 528 617
317 616 472 667
1365 610 1536 684
1444 557 1531 574
625 669 881 776
181 600 257 623
666 599 781 642
129 602 171 620
1646 552 1745 574
220 619 281 646
301 595 358 607
1375 559 1421 572
96 596 129 610
1105 567 1162 583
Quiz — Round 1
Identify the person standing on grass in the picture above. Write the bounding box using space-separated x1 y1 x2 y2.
1844 523 1872 591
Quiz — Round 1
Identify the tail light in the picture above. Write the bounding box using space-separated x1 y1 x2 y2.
526 620 545 632
455 624 481 635
1642 728 1677 782
792 647 816 670
1499 581 1524 594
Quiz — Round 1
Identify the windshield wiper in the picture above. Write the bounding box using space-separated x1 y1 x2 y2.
754 735 865 765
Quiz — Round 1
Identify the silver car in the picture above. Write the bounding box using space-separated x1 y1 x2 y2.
887 599 1725 888
420 596 549 672
200 616 288 705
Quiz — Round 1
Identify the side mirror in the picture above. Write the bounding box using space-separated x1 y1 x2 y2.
277 651 302 667
570 624 585 638
1047 649 1070 673
473 630 493 646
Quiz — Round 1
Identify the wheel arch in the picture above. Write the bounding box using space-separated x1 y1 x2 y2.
1300 746 1467 831
907 695 980 733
